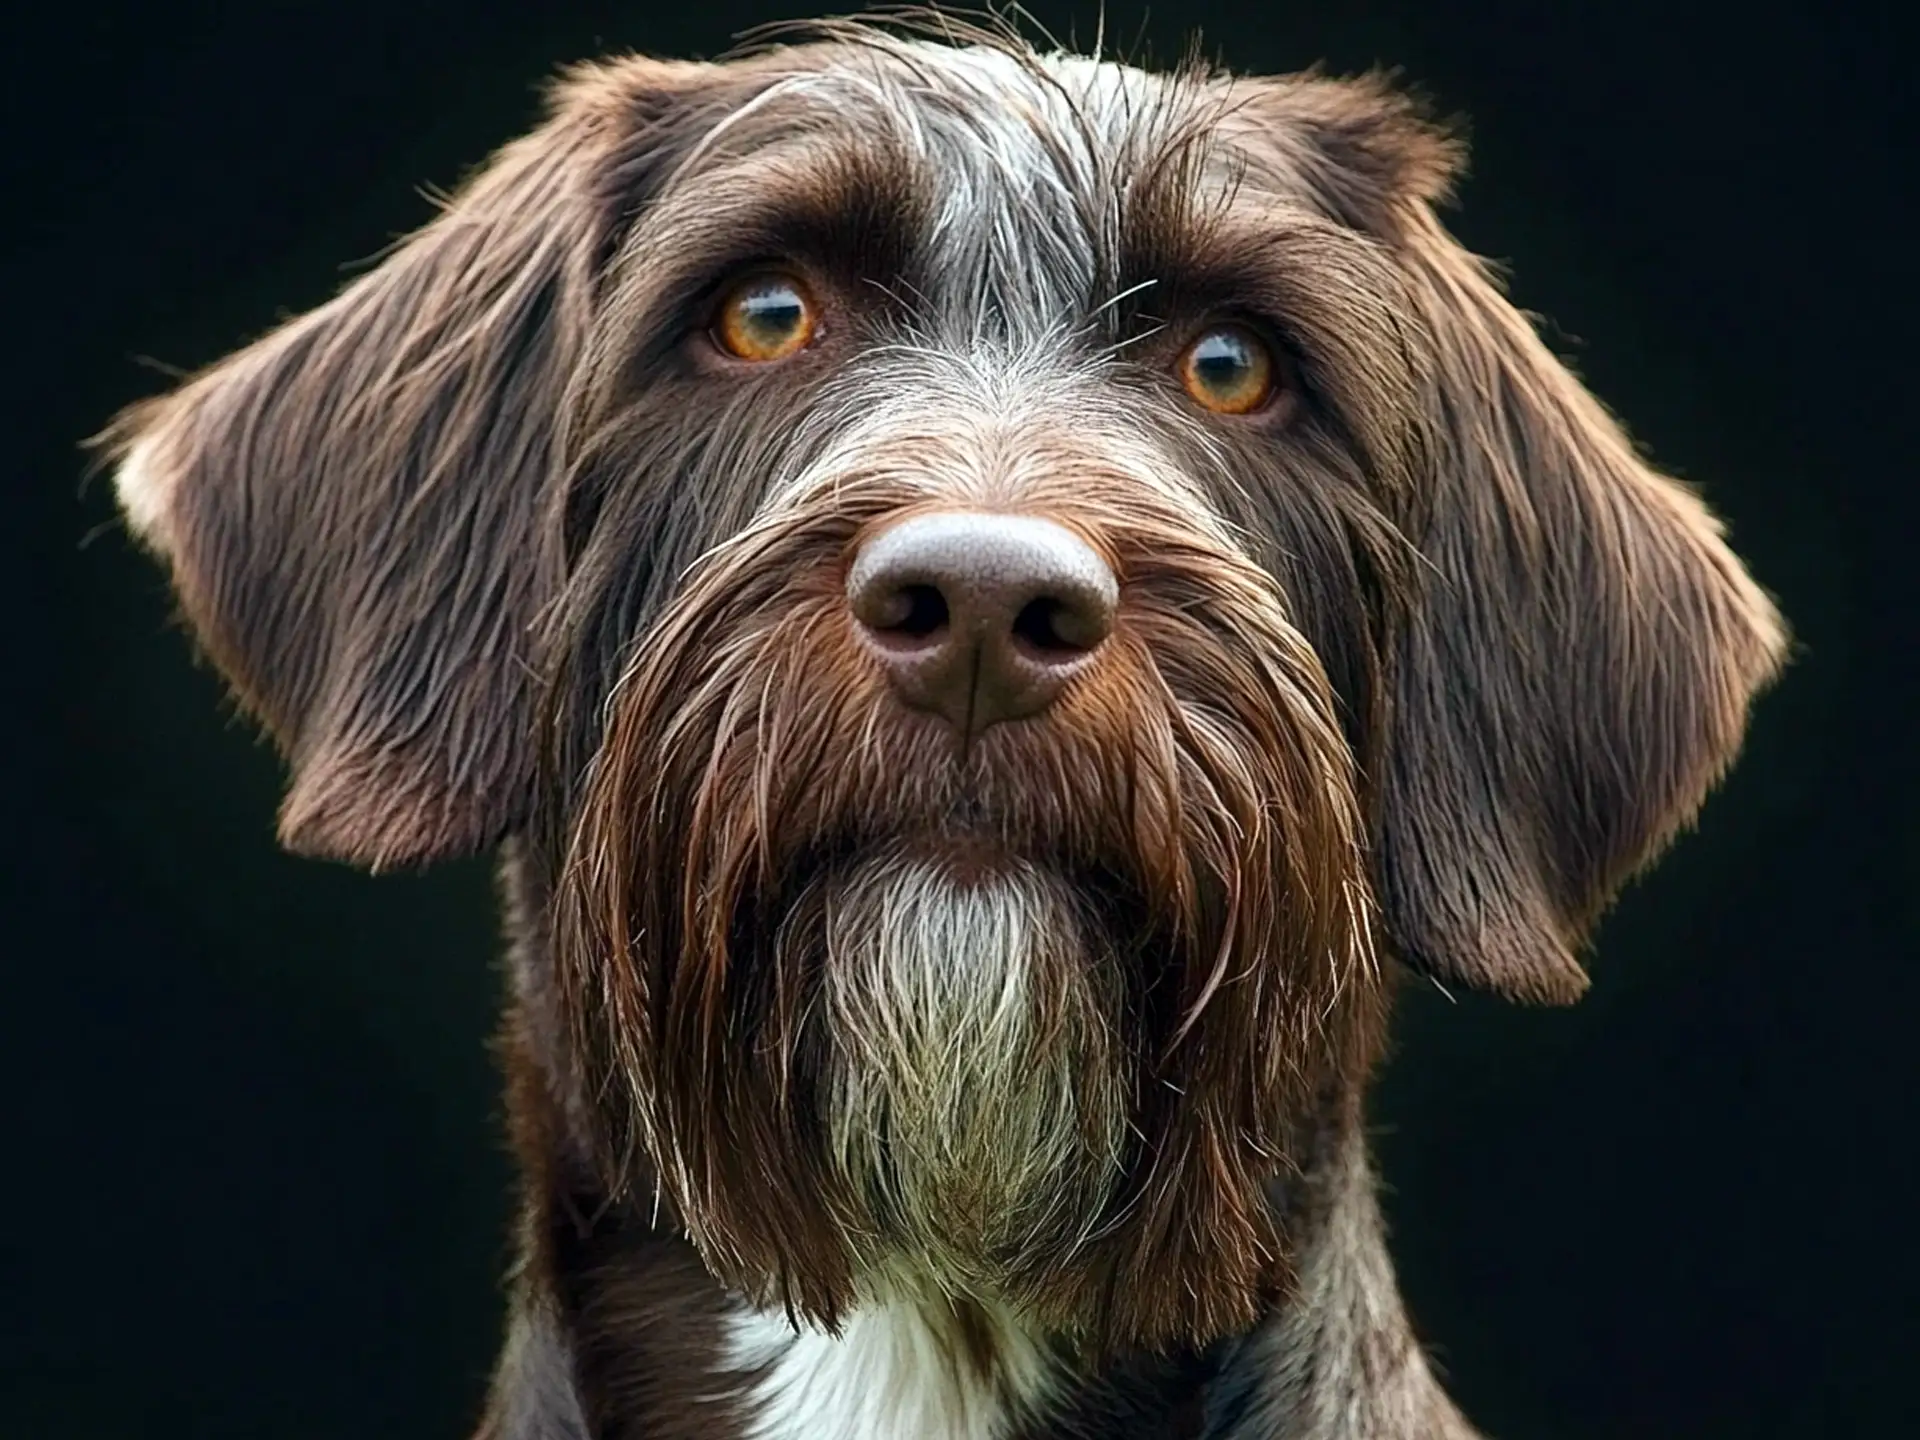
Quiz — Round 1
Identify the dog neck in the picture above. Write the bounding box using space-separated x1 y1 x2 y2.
480 846 1475 1440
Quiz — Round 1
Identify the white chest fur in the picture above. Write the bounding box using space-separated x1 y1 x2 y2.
725 1295 1062 1440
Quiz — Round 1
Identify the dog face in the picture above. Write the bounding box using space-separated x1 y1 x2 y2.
106 25 1785 1353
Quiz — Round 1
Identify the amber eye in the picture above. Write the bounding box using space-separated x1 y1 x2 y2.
712 273 818 362
1177 324 1276 415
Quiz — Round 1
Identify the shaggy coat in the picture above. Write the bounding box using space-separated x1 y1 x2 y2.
104 19 1784 1439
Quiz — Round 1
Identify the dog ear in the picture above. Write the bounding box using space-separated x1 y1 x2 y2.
1385 229 1785 1001
101 58 720 871
1221 70 1467 238
1263 77 1787 1002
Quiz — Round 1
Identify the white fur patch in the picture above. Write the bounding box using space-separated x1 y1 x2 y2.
114 432 177 548
726 1292 1060 1440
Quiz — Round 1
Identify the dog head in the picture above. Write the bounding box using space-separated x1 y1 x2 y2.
104 21 1785 1352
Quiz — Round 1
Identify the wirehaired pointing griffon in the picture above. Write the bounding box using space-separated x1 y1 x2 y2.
103 16 1785 1438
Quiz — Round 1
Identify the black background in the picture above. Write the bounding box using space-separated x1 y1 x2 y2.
4 1 1912 1436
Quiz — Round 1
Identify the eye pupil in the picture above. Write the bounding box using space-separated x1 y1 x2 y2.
1193 332 1250 379
741 290 802 334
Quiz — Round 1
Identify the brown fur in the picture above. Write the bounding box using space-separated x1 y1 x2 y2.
99 14 1784 1437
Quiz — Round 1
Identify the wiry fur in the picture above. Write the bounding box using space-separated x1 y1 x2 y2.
552 407 1383 1349
819 858 1127 1298
99 13 1785 1438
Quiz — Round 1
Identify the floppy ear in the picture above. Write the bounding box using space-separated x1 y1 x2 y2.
1262 76 1788 1002
101 57 718 871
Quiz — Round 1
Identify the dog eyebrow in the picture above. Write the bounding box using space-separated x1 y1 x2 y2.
594 139 927 355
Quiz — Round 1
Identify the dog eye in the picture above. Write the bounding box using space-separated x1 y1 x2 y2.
712 273 818 362
1176 324 1275 415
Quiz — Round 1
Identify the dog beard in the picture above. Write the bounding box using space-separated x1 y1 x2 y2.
548 465 1385 1344
815 851 1129 1296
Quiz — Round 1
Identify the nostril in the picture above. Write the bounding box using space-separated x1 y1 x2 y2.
890 584 949 640
1011 596 1095 659
864 583 950 646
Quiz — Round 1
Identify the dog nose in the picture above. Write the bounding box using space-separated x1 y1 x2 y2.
848 512 1117 737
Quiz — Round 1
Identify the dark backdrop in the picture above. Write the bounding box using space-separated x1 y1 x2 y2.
4 1 1911 1436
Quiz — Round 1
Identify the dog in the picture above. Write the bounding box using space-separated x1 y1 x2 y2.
100 16 1786 1438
